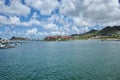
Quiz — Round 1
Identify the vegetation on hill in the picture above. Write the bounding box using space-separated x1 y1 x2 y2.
71 29 99 39
71 26 120 40
97 26 120 36
10 36 30 40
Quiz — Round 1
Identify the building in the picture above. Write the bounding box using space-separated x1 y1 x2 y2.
44 36 71 41
0 38 9 44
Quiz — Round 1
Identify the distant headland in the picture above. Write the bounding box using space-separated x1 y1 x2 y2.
10 36 30 40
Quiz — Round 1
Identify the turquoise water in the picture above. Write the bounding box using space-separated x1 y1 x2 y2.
0 40 120 80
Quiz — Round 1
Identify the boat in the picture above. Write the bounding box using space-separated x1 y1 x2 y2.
0 44 15 49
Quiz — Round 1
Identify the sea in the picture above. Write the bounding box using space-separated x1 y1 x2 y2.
0 40 120 80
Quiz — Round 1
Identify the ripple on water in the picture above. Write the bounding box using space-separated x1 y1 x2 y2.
0 41 120 80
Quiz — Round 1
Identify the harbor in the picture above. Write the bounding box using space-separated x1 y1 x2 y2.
0 38 28 49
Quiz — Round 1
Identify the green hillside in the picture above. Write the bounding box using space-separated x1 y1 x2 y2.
71 26 120 39
10 36 30 40
97 26 120 36
71 29 99 39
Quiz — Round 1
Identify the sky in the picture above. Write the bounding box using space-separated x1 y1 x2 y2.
0 0 120 39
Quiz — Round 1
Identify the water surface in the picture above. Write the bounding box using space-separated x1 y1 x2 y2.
0 40 120 80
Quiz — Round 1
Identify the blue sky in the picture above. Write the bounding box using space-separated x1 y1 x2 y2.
0 0 120 39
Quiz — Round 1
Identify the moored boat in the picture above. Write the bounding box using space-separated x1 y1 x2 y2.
0 44 15 49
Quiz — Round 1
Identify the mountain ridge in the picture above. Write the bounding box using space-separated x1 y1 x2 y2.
71 26 120 39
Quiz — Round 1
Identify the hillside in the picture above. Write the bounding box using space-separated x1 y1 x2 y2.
97 26 120 36
71 29 99 39
10 36 30 40
71 26 120 39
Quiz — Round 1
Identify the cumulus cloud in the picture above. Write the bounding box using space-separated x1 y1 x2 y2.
26 28 40 38
26 28 38 35
21 18 41 27
71 26 80 33
38 32 48 36
0 15 21 25
1 0 120 38
0 0 30 16
38 31 65 37
25 0 59 15
48 31 65 36
0 14 41 27
26 28 65 38
42 23 58 31
59 0 120 26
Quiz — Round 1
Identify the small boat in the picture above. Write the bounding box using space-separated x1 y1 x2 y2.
0 44 15 49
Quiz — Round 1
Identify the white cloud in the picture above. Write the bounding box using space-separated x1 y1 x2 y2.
26 28 38 35
1 0 120 38
9 16 21 25
0 15 7 25
38 32 48 36
12 31 16 34
35 31 65 39
0 15 41 27
26 28 65 38
26 28 38 38
25 0 59 15
31 12 39 19
71 26 79 33
39 31 65 36
0 0 30 16
59 0 82 17
21 18 41 26
42 23 58 31
0 15 21 25
48 31 65 36
59 0 120 27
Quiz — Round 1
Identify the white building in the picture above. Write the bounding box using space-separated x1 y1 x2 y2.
0 38 9 44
